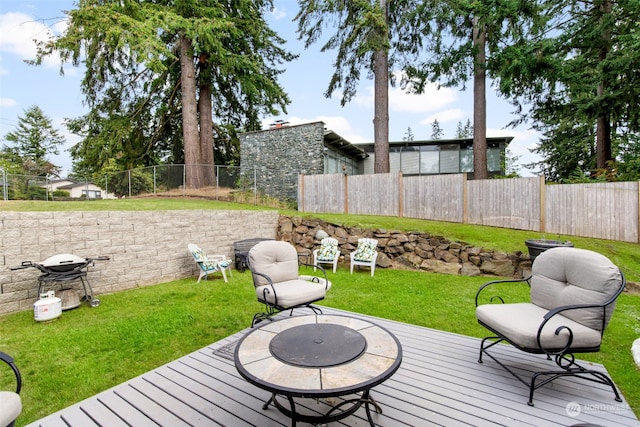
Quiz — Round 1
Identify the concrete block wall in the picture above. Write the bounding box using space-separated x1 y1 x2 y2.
0 210 279 315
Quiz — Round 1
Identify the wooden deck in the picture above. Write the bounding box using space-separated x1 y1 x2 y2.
26 307 639 427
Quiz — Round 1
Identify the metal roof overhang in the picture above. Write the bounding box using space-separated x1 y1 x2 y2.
323 130 369 159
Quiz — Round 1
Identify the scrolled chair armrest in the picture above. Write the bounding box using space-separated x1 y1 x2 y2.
249 270 279 303
536 302 610 357
0 351 22 394
300 262 329 289
475 276 531 307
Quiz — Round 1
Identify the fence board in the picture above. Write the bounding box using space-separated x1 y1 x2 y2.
403 174 465 222
348 173 400 216
546 182 639 242
298 174 639 243
466 177 542 231
300 174 345 213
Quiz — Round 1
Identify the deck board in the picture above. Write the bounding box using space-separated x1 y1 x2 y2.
26 307 639 427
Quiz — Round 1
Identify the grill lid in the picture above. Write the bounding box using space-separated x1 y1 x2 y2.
40 254 88 268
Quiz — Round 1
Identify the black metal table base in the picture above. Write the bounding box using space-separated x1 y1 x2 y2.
263 390 383 427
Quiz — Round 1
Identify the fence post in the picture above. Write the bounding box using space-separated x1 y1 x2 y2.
637 180 640 243
153 166 157 195
0 168 6 200
298 173 305 212
128 170 132 198
343 173 349 214
254 167 257 205
215 165 219 201
539 175 546 233
183 164 186 196
462 173 468 224
398 171 403 217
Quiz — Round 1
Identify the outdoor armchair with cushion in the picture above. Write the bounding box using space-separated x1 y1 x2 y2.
248 240 331 327
313 237 340 273
0 352 22 427
350 238 378 276
475 247 625 406
188 243 232 283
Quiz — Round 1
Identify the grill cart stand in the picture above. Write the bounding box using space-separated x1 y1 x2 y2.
12 254 109 308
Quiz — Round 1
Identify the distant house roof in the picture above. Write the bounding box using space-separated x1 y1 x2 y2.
356 136 513 151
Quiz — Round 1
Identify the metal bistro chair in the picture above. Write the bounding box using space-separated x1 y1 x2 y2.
475 247 625 406
0 352 22 427
248 240 331 327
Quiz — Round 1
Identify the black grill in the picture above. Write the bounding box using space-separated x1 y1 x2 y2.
12 254 109 307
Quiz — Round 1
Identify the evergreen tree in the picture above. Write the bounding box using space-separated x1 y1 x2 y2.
403 126 415 142
455 119 473 139
430 119 443 139
494 0 640 181
296 0 423 173
2 105 64 177
402 0 541 179
34 0 293 188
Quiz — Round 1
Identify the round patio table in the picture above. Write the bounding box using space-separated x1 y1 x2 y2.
234 314 402 426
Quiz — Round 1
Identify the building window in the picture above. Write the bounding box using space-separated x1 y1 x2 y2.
487 147 501 172
420 148 439 174
460 148 474 172
82 189 102 199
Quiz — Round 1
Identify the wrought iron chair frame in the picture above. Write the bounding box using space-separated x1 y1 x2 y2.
475 272 626 406
248 241 330 327
1 351 22 427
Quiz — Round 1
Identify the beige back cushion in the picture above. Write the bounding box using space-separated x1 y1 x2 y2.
249 240 299 287
530 247 623 330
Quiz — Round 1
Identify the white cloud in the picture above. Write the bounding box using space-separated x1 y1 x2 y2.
270 7 288 21
353 79 459 116
0 11 66 69
419 108 466 126
0 98 17 107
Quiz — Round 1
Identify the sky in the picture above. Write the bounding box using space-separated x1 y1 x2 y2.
0 0 541 176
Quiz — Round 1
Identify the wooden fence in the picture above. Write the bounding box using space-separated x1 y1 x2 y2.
298 173 640 243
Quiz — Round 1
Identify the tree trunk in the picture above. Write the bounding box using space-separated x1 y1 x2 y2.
472 16 488 180
596 0 613 173
179 34 201 189
373 0 389 174
198 77 215 187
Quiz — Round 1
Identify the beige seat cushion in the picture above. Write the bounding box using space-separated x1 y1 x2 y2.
476 302 603 351
256 279 326 308
0 391 21 427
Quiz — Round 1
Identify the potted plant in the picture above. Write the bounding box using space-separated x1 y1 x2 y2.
525 237 574 262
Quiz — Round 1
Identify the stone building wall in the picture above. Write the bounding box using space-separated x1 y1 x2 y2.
0 210 279 315
277 216 533 279
239 122 325 201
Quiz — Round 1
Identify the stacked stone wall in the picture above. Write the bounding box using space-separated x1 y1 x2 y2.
278 216 532 278
239 122 325 200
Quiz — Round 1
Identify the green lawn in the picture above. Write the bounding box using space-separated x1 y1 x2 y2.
1 198 638 425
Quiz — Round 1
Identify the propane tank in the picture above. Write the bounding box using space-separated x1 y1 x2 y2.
34 291 62 322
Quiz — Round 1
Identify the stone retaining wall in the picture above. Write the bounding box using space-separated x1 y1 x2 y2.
277 216 532 278
0 210 279 315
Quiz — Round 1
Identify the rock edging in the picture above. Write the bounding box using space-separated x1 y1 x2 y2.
277 215 532 279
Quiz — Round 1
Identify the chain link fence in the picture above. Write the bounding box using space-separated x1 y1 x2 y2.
0 165 299 207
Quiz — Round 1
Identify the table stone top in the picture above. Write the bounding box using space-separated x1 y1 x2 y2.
235 314 402 396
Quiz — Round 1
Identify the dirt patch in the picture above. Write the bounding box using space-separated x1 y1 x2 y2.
136 186 235 200
626 281 640 295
